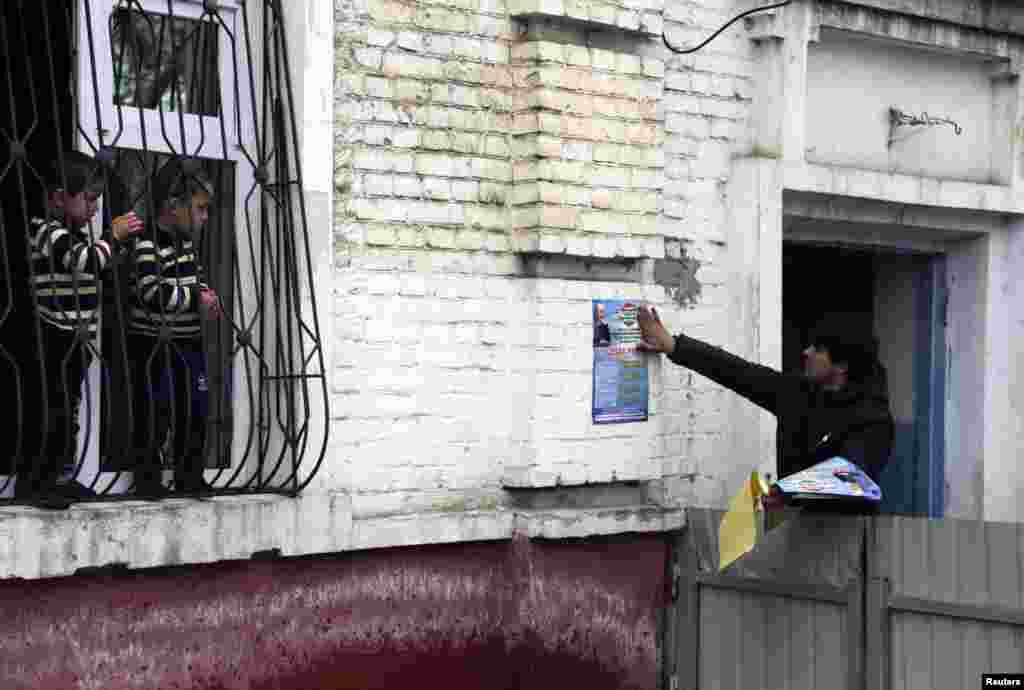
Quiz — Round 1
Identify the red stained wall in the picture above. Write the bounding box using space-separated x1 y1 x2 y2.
0 532 669 690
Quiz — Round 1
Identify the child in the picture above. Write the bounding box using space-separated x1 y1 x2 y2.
127 157 222 497
19 150 142 507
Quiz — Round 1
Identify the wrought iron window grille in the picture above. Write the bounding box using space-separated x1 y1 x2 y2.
0 0 329 507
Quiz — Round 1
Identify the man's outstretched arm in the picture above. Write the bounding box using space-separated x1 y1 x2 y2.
638 304 795 416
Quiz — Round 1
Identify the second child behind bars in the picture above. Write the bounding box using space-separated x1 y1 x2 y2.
127 158 223 498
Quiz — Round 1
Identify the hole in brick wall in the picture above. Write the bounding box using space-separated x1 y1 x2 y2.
518 253 644 282
504 482 650 510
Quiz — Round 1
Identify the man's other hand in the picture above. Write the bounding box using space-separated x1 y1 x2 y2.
637 304 675 354
111 212 144 242
761 486 786 512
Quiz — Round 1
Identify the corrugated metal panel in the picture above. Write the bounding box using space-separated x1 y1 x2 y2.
875 517 1024 690
697 587 851 690
682 509 865 690
676 513 1024 690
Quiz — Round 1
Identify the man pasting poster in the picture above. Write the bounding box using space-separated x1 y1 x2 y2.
592 299 649 424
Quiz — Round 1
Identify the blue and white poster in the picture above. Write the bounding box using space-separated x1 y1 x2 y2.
592 299 648 424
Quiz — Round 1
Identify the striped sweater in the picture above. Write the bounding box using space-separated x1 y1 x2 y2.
28 217 115 334
128 228 206 339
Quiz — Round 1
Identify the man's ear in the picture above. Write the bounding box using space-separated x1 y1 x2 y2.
49 190 65 209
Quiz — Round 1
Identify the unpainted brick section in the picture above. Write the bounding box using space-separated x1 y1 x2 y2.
334 0 754 515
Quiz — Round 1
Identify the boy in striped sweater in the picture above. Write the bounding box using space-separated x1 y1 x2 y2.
20 151 142 507
128 158 223 497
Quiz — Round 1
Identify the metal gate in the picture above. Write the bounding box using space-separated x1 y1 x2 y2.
666 510 1024 690
0 0 328 502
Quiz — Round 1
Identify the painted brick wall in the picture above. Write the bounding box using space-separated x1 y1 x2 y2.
333 0 756 525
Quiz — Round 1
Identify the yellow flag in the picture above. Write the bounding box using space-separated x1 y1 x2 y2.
718 471 769 572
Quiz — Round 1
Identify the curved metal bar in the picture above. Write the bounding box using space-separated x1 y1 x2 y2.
2 0 330 505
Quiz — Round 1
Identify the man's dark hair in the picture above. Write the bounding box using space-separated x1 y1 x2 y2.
151 157 215 212
810 322 881 383
44 151 103 196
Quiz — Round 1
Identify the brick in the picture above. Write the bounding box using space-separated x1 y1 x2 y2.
396 227 427 247
427 228 458 248
368 0 416 23
354 48 384 71
367 29 396 47
510 184 539 206
593 144 621 164
423 177 452 200
539 205 579 229
452 180 480 201
395 79 429 102
366 226 398 245
354 149 413 175
539 234 566 253
415 153 454 177
665 71 691 92
632 168 665 189
484 233 511 253
452 133 482 154
591 236 617 258
588 165 630 187
564 234 592 255
409 201 459 225
365 76 393 99
364 173 394 196
382 53 443 80
561 141 594 162
465 205 508 230
456 230 486 250
478 182 508 205
666 113 710 138
474 159 513 182
394 175 424 197
423 34 454 56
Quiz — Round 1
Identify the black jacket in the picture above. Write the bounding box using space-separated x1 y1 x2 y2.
668 334 895 482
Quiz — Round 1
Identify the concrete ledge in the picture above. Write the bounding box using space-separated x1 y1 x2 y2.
0 496 689 579
513 504 686 539
784 162 1024 215
350 510 516 551
0 492 352 580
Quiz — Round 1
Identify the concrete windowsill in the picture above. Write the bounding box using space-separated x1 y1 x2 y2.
0 494 686 580
0 492 353 581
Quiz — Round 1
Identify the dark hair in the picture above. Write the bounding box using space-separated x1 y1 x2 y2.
151 157 215 212
45 151 103 196
810 323 880 382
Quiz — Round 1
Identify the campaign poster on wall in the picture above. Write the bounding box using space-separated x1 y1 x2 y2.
591 299 649 424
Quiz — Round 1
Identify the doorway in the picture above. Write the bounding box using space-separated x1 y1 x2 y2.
783 242 946 516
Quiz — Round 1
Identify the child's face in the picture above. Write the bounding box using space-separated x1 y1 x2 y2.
168 191 211 235
53 190 101 227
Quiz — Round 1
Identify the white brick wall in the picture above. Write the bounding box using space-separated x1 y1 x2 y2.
333 0 757 527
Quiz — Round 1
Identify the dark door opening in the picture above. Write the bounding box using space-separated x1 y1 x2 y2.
783 241 945 516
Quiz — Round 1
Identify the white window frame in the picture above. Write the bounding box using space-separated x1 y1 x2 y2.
72 0 258 491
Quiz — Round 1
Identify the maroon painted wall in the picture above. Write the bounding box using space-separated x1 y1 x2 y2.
0 532 668 689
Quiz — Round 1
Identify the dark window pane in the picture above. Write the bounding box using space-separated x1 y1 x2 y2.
111 8 220 116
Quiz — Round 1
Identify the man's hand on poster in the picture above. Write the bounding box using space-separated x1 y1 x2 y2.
637 304 675 355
